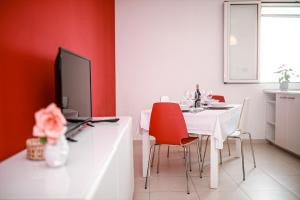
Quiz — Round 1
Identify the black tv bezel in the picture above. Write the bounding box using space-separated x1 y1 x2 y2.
55 47 93 123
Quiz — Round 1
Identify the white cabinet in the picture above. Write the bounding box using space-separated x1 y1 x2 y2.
264 92 276 143
0 117 134 200
275 94 289 148
286 95 300 155
94 119 134 200
264 90 300 156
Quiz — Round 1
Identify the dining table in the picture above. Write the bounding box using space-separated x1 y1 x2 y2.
140 104 242 189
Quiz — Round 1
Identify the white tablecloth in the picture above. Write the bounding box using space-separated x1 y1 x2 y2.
140 104 242 149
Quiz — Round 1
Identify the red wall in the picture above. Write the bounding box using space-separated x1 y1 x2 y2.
0 0 116 161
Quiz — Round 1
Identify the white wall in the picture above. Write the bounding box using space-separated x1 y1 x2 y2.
115 0 300 139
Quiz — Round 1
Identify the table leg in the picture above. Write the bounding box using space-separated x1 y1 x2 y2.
235 139 241 158
142 130 150 177
210 137 219 189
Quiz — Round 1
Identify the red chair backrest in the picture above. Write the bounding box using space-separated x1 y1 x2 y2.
149 103 188 145
210 95 225 102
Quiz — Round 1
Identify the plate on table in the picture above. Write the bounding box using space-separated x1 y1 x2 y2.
207 103 232 110
180 104 190 112
210 102 226 107
189 107 204 113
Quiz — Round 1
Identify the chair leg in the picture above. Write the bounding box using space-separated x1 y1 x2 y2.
199 136 203 162
200 136 210 178
219 150 223 165
183 146 186 159
246 132 256 168
189 146 192 172
157 145 161 174
184 146 190 194
167 146 170 158
196 140 202 178
145 145 154 189
227 137 231 156
151 145 156 167
240 138 245 181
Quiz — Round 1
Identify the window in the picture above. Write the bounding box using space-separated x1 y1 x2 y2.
224 2 260 83
224 2 300 83
260 4 300 82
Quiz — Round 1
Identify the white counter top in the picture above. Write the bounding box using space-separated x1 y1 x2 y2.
263 89 300 94
0 117 132 199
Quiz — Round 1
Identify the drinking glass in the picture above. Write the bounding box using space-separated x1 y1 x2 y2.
200 89 206 101
184 90 193 100
207 90 213 103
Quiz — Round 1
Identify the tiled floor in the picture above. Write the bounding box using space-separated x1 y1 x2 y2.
133 140 300 200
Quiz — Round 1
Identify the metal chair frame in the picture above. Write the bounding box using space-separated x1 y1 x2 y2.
199 98 257 180
145 140 201 194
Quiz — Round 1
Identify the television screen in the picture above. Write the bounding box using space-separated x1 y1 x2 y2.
55 48 92 122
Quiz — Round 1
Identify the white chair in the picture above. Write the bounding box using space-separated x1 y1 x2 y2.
200 98 256 180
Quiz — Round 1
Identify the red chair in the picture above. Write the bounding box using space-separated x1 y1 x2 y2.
210 95 225 102
144 103 201 194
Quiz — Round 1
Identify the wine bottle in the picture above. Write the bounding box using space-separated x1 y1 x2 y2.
194 84 201 108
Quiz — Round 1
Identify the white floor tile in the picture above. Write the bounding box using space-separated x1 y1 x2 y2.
133 141 300 200
150 191 199 200
245 189 299 200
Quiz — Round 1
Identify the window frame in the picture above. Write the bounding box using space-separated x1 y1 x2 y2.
224 1 300 84
224 1 261 84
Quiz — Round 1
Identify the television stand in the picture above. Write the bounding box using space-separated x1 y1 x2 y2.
0 117 134 199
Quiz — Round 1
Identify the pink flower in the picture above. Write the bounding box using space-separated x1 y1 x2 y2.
33 103 67 144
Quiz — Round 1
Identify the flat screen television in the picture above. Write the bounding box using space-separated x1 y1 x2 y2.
55 47 92 125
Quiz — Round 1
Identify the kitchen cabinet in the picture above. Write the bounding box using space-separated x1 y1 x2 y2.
264 90 300 156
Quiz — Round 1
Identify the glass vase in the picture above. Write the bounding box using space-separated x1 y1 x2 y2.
44 135 69 167
279 81 289 91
